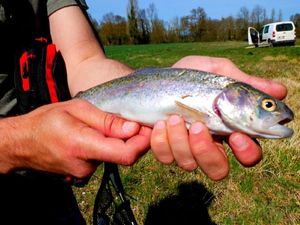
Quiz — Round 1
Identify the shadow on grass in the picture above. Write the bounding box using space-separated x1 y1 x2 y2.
144 181 217 225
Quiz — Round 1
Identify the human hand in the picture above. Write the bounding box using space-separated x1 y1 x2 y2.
2 99 151 178
150 56 287 181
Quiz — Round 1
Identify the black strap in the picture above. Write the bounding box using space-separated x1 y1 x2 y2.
93 163 138 225
34 0 50 39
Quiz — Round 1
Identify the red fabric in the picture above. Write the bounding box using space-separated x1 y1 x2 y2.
35 37 48 43
45 44 59 103
19 52 36 91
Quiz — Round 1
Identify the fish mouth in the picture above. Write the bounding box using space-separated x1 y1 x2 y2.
263 115 294 139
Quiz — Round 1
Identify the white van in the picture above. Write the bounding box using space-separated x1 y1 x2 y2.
248 21 296 47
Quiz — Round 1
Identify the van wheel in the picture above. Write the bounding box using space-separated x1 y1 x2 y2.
268 39 274 47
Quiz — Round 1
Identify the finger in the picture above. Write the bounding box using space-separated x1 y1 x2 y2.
210 58 287 100
189 122 229 181
172 56 287 100
151 120 174 164
66 99 141 138
228 132 262 167
81 125 151 165
66 161 98 179
167 115 197 171
230 73 287 100
122 126 152 164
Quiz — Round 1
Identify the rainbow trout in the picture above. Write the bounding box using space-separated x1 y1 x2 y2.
76 68 294 139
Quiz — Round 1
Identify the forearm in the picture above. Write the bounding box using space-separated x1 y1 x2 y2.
67 56 134 96
0 6 142 177
0 116 26 173
49 5 133 96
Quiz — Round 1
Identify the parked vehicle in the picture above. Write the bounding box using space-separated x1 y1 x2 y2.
248 21 296 47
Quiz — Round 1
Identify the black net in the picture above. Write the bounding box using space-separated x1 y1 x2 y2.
93 163 138 225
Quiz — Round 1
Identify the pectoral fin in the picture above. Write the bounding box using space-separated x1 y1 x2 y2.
175 98 209 124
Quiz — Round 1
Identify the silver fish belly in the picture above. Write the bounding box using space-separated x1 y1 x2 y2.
76 68 294 139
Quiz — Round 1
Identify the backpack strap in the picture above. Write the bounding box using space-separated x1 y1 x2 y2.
14 0 70 113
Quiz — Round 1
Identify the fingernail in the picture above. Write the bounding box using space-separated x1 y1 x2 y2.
168 115 181 126
190 122 203 134
122 121 136 133
154 120 165 129
231 134 249 151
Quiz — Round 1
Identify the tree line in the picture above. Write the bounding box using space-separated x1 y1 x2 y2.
90 0 300 45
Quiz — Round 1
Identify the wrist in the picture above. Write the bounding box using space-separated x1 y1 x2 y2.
68 57 134 96
0 115 31 173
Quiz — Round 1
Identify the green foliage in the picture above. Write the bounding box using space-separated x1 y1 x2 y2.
74 41 300 225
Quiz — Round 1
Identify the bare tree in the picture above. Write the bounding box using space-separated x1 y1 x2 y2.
166 17 181 43
189 7 207 41
145 3 168 43
290 13 300 26
127 0 140 44
290 13 300 37
150 19 166 43
138 9 150 43
278 9 283 22
147 3 158 31
180 16 191 41
238 7 250 24
236 7 250 40
270 8 276 22
262 8 269 24
251 5 265 29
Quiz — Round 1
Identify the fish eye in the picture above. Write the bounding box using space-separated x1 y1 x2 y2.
261 99 276 112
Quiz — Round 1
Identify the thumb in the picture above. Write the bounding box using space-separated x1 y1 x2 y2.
66 99 141 138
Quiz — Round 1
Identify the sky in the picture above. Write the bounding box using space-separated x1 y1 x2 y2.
85 0 299 23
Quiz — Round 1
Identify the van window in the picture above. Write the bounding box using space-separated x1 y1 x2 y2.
276 23 293 32
264 26 269 33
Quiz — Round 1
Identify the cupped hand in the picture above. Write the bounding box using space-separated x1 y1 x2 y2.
151 56 287 181
6 99 151 178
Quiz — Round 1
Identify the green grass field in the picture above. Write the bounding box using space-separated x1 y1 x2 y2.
74 41 300 225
